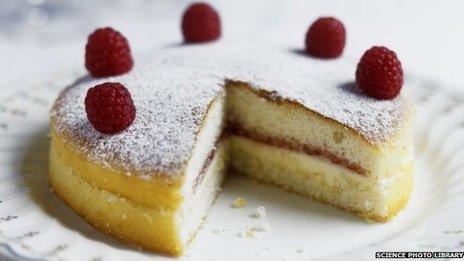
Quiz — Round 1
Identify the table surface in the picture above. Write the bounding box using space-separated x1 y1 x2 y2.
0 0 463 94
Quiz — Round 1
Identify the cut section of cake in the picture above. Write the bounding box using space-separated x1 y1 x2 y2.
49 45 414 256
226 81 414 221
50 91 227 255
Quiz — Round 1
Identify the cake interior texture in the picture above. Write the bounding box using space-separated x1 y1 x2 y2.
49 82 414 256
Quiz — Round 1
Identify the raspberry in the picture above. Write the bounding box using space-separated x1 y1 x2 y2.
85 27 133 77
85 82 136 134
181 2 221 43
356 46 403 100
305 17 346 58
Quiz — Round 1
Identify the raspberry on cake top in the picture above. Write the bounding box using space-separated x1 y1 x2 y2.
51 44 410 177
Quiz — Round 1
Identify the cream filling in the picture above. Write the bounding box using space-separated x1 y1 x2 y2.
226 82 415 179
177 93 226 244
229 135 413 218
176 83 413 243
177 145 226 245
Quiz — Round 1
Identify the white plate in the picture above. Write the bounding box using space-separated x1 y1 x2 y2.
0 73 463 261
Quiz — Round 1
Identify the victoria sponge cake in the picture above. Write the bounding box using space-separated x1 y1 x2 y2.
49 44 414 256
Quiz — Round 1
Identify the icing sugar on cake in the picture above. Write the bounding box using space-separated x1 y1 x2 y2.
51 44 409 176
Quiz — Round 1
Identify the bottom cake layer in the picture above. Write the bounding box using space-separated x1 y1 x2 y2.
229 135 414 222
49 142 227 256
49 133 413 255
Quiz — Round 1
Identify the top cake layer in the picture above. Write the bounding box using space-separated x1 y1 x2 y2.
51 44 410 176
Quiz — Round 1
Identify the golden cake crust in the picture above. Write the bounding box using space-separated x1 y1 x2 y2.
49 140 184 255
51 126 184 210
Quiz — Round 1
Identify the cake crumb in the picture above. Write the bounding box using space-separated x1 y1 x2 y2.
233 197 247 208
250 222 270 232
239 230 256 238
252 206 267 218
296 247 307 254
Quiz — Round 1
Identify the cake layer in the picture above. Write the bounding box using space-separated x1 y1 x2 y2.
50 127 183 211
51 44 410 178
226 82 414 178
226 81 414 220
50 93 226 211
49 136 227 256
229 135 413 221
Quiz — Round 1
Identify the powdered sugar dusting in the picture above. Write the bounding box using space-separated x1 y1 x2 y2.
51 44 409 177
